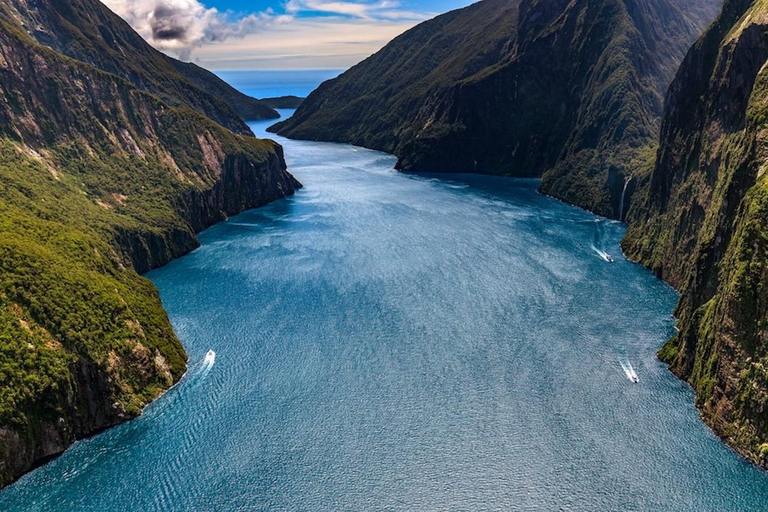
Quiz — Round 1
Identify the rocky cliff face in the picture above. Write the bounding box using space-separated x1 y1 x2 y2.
623 0 768 467
0 5 299 487
271 0 720 218
4 0 278 134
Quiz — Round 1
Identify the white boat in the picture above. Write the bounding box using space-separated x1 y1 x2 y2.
620 360 639 383
605 254 614 262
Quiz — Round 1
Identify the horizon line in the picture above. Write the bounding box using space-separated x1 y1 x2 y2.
212 68 347 72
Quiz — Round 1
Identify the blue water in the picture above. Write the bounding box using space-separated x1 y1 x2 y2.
214 69 343 98
2 75 768 510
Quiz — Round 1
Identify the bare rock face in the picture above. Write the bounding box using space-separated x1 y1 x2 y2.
270 0 720 218
623 0 768 467
0 1 299 488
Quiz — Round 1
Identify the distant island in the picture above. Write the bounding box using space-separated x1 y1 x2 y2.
261 96 306 109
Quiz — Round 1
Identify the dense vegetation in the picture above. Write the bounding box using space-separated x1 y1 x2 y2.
271 0 720 218
4 0 278 134
0 3 299 487
623 0 768 467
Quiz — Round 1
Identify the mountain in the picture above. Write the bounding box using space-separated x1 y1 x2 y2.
4 0 278 134
270 0 720 218
623 0 768 467
0 2 299 487
261 96 305 109
167 59 280 121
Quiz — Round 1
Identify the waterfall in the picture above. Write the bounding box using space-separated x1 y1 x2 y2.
619 176 632 222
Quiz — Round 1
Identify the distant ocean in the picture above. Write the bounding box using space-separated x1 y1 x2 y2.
214 69 344 99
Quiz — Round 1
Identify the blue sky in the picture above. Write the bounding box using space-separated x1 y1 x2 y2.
204 0 470 17
101 0 474 70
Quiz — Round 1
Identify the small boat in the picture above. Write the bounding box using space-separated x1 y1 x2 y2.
620 360 639 383
204 350 216 364
605 254 614 262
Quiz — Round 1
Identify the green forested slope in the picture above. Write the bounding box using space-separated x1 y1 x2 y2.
623 0 768 466
0 8 298 487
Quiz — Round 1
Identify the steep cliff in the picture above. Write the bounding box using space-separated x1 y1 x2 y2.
623 0 768 467
0 6 299 487
270 0 720 218
4 0 278 134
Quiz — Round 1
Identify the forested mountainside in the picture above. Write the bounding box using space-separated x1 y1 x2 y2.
270 0 720 218
4 0 278 134
0 2 299 487
623 0 768 467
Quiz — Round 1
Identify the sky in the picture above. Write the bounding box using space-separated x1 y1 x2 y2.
100 0 474 70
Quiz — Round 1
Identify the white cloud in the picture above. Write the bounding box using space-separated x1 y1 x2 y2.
100 0 431 64
190 17 418 69
102 0 289 59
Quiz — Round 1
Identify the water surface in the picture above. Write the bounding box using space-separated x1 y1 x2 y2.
3 100 768 511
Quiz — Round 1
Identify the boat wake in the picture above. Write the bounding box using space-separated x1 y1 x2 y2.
590 220 614 262
201 350 216 372
179 350 216 393
619 360 639 383
139 350 216 419
591 245 614 263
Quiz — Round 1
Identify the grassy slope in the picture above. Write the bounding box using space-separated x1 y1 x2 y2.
0 10 298 486
167 59 279 121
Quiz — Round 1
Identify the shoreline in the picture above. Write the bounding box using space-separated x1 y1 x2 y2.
0 159 299 491
4 363 192 492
